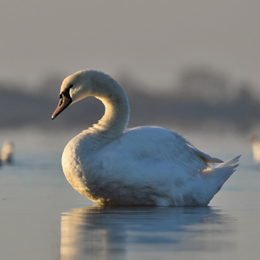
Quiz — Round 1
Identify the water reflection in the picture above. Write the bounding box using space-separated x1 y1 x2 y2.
60 206 236 260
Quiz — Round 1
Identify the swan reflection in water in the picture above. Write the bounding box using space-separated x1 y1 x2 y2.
60 206 236 260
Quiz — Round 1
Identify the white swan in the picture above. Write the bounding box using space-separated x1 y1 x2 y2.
52 70 240 206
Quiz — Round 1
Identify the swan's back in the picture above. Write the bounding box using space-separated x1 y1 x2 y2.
100 126 207 170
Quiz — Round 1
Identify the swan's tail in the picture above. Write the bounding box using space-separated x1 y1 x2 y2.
202 155 240 192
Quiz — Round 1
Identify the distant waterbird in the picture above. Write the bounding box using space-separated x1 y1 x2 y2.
250 136 260 168
52 70 240 206
0 140 14 164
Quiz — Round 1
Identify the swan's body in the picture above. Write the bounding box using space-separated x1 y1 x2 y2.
52 70 240 206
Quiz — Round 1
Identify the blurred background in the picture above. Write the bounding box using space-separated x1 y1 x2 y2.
1 0 260 136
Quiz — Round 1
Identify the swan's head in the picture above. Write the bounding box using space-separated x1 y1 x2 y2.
51 70 100 120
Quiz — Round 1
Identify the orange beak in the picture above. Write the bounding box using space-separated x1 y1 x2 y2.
51 95 72 120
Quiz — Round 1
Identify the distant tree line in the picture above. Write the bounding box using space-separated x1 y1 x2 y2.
0 67 259 133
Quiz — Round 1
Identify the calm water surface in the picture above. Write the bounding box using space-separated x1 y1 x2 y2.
0 128 260 260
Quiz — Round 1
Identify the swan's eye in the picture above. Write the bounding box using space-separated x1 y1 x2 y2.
63 86 72 99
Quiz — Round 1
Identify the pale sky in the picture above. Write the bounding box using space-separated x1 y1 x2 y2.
1 0 260 92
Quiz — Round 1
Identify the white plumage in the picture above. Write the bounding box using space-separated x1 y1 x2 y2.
52 70 240 206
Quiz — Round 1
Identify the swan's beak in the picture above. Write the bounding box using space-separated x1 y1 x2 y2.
51 95 72 120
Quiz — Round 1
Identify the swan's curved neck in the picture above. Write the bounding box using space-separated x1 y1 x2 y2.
85 75 130 144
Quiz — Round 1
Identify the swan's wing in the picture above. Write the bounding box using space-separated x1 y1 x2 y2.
98 126 219 174
185 141 223 166
86 126 232 206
